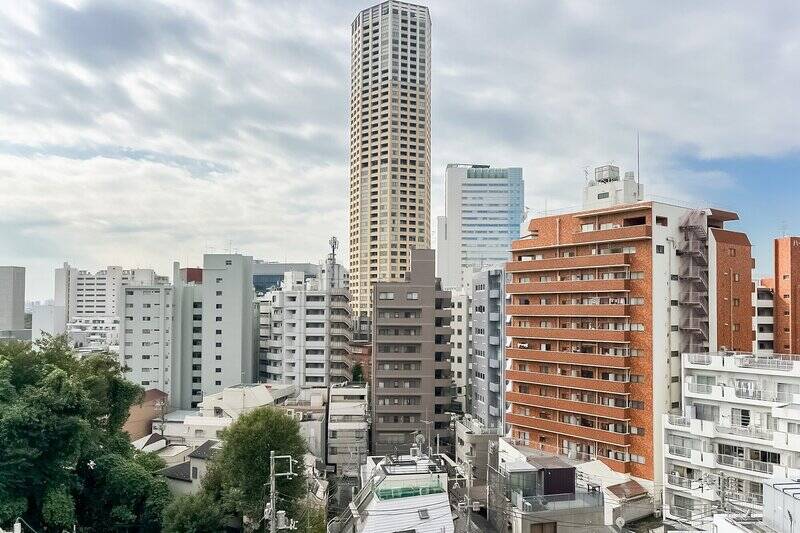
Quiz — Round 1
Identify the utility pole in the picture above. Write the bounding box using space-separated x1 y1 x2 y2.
266 450 298 533
465 458 473 533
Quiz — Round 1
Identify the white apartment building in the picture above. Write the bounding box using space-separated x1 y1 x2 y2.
663 351 800 529
754 282 775 353
55 263 168 322
450 286 471 413
258 257 352 388
328 383 369 478
436 164 524 290
0 266 25 332
120 285 175 395
171 254 255 409
67 315 120 352
348 1 432 316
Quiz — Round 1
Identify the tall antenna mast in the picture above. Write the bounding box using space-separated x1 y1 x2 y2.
636 131 641 185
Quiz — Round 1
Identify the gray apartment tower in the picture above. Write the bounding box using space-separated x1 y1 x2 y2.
348 1 432 317
469 267 506 432
371 249 452 455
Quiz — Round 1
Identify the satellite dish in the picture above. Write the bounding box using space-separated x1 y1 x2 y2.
615 517 626 529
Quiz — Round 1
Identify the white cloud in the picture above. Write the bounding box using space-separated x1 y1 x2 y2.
1 0 798 299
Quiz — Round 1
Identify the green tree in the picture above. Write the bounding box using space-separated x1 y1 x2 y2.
0 336 171 530
205 407 307 522
163 493 226 533
351 363 364 383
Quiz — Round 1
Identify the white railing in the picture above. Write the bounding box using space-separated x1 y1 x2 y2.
715 454 774 474
714 424 773 440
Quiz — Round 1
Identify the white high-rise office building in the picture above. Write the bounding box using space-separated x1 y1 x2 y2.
436 164 524 289
0 266 25 332
55 263 168 321
171 254 255 408
258 255 352 388
348 1 432 316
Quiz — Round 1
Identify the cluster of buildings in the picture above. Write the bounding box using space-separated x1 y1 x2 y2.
2 1 800 532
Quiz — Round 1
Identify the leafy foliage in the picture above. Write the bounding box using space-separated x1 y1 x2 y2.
207 407 307 520
162 493 226 533
351 363 364 383
0 336 171 530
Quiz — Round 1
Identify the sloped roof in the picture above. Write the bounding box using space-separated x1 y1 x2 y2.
607 479 648 500
188 440 220 460
159 461 191 482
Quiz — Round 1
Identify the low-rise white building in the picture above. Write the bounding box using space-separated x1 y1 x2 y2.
153 383 295 445
663 351 800 530
328 448 455 533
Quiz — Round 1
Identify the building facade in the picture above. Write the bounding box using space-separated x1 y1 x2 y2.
371 249 452 455
55 263 168 322
0 266 25 332
753 281 774 354
348 1 432 316
171 254 255 408
470 266 506 432
663 351 800 529
120 285 175 395
772 236 800 354
505 166 754 484
258 257 353 388
436 164 524 290
450 286 470 413
327 383 369 478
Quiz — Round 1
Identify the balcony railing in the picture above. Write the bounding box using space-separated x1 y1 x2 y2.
735 356 793 371
714 424 774 441
687 383 713 394
687 354 712 365
514 488 603 513
667 444 692 458
671 504 712 522
667 474 696 489
734 388 791 403
667 415 690 427
715 454 775 474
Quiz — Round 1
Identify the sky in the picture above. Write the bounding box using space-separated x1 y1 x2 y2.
1 0 798 300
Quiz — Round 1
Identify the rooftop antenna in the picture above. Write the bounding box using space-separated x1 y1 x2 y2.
636 131 641 185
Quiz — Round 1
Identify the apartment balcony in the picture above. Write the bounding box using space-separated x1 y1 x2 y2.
684 352 800 377
506 279 630 295
506 369 628 394
488 405 500 418
715 454 774 476
488 358 501 369
488 382 500 393
507 391 628 420
506 412 629 446
507 304 630 318
507 326 630 343
505 347 629 369
489 312 501 322
489 289 501 299
506 253 630 271
489 335 500 346
572 224 652 244
714 424 774 442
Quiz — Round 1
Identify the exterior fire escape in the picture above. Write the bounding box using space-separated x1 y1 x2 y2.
678 210 710 353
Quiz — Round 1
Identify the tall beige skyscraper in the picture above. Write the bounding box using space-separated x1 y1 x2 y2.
348 1 431 316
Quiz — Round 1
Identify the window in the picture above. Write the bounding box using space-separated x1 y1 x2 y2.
630 271 644 280
656 216 668 226
406 292 419 300
581 223 594 232
379 292 394 300
733 323 740 332
733 298 740 307
734 273 740 282
216 277 223 283
597 192 609 199
729 247 736 257
630 400 644 410
191 467 198 479
216 291 222 296
656 245 665 254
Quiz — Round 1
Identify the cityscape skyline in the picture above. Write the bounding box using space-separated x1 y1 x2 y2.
2 1 798 301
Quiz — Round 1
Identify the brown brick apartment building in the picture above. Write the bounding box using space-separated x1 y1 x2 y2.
504 168 753 483
371 249 453 455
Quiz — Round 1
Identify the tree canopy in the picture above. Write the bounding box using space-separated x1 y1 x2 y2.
0 335 171 530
